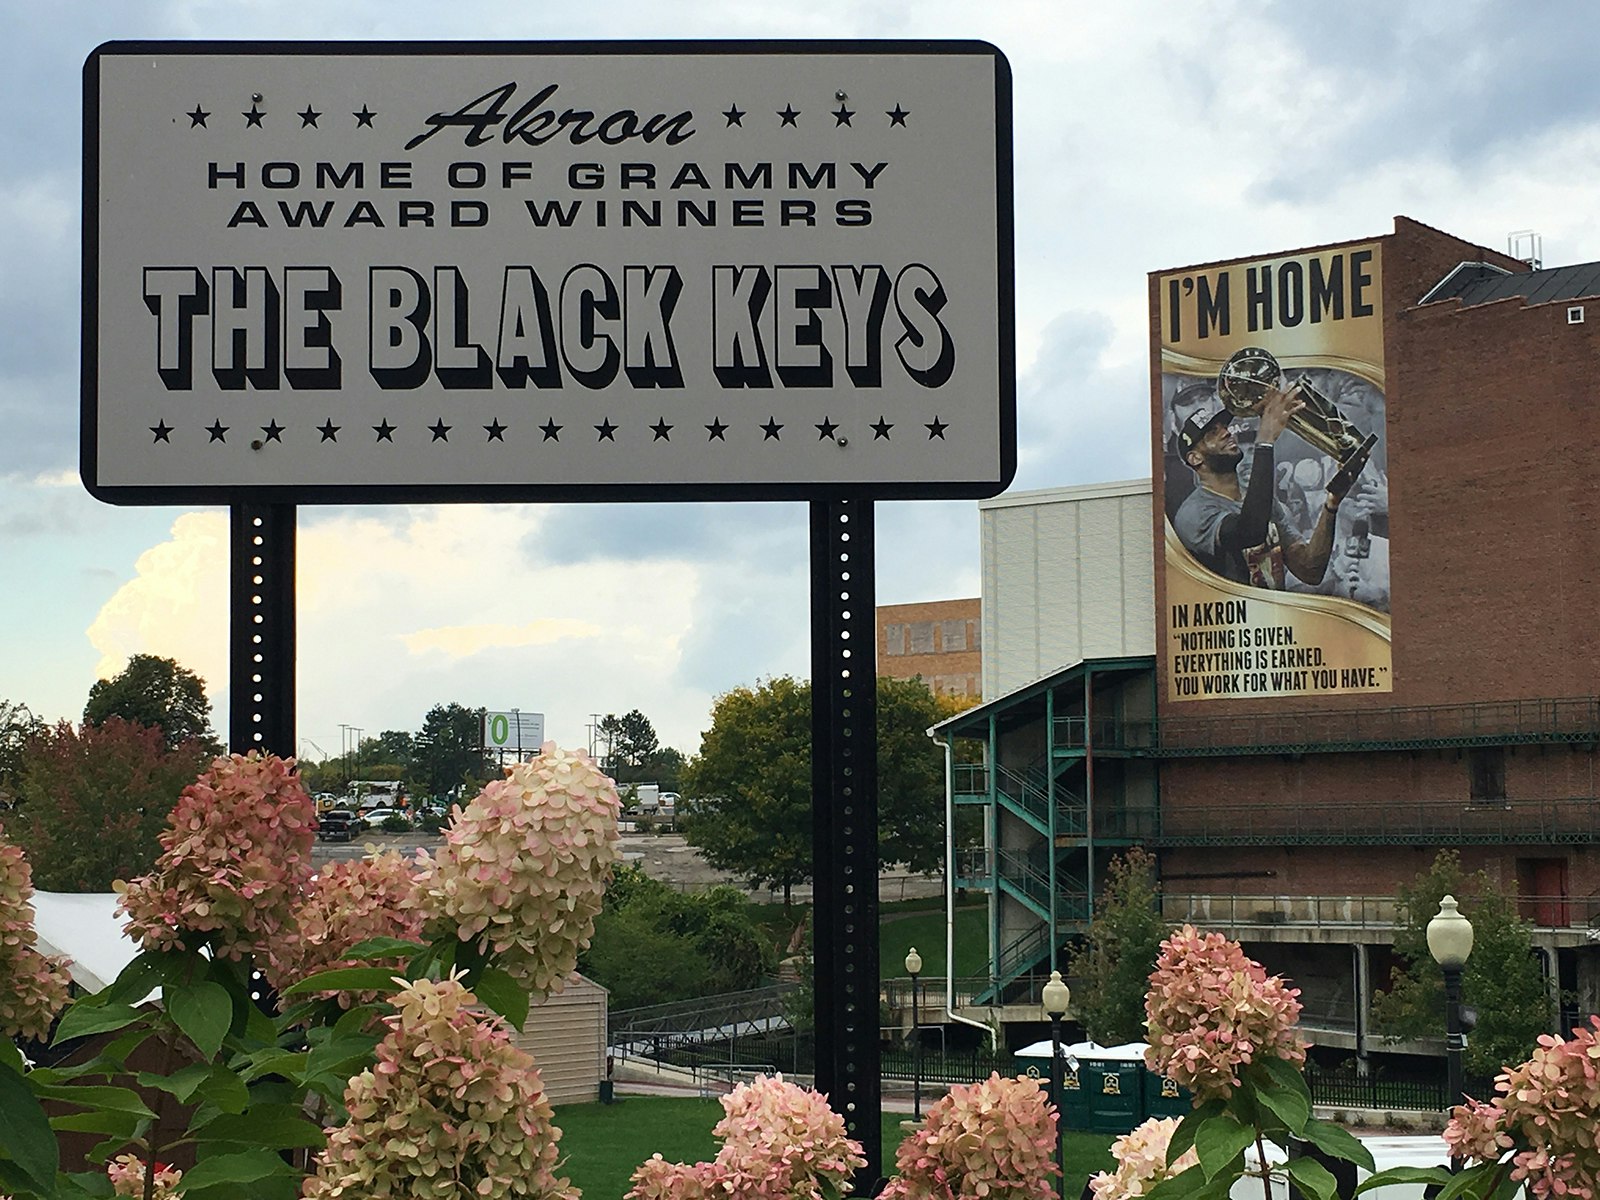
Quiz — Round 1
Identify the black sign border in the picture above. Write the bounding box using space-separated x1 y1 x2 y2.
81 39 1016 506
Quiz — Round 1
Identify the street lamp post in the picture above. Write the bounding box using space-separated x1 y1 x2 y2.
905 947 924 1120
1427 894 1474 1168
1042 970 1072 1198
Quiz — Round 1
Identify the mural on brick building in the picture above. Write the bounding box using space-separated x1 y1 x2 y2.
1154 241 1391 702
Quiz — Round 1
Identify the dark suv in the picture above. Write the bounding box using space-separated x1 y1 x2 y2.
316 809 363 842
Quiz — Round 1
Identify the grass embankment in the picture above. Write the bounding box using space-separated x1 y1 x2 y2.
555 1096 1116 1199
743 895 989 980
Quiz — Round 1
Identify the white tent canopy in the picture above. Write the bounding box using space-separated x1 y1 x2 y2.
1014 1039 1149 1061
31 892 141 993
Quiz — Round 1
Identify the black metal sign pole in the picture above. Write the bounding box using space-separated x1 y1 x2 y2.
228 504 296 757
809 496 882 1192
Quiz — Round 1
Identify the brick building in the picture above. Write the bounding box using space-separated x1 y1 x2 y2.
877 597 982 699
935 216 1600 1065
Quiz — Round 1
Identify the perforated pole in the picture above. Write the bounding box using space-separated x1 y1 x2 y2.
809 497 882 1191
229 504 296 756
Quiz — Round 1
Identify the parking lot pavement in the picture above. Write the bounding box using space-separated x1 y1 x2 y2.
313 830 941 902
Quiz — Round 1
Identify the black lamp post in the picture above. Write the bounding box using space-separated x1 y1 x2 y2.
905 947 924 1120
1042 969 1072 1197
1427 894 1474 1169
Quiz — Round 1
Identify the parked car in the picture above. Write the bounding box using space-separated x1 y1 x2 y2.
316 809 363 842
364 808 410 829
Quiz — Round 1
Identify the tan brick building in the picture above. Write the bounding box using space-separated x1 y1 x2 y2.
877 598 982 699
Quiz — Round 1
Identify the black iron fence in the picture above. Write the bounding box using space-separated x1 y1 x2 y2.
624 1022 1489 1115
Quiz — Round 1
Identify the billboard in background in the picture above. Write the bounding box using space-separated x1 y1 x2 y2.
83 41 1013 505
483 710 546 753
1156 242 1391 702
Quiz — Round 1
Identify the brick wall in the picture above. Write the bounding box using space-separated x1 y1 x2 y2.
878 597 982 697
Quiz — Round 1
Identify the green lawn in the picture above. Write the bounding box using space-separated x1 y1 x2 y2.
554 1096 1115 1199
879 902 988 978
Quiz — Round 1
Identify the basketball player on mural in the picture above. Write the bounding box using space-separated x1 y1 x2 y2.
1172 386 1357 590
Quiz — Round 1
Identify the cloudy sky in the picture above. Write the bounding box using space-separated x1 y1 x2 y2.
5 1 1600 760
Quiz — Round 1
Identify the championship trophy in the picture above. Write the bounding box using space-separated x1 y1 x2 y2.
1217 346 1376 468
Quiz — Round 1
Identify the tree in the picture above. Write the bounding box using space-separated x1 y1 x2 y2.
0 700 44 803
683 677 814 907
598 709 661 782
83 653 219 752
682 675 969 906
578 865 777 1010
8 718 210 890
1371 849 1551 1077
1066 847 1171 1045
877 676 957 875
412 703 493 798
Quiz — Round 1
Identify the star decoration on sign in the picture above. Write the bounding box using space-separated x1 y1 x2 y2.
353 104 376 128
761 418 784 441
317 420 340 442
297 105 321 128
186 105 209 128
815 417 839 441
722 104 745 127
887 103 910 127
871 416 894 440
243 103 265 128
261 420 285 443
650 419 673 441
925 416 949 439
777 104 800 127
373 419 396 442
484 419 508 442
206 421 229 443
705 418 728 441
429 419 452 442
595 419 618 442
832 104 854 127
150 420 173 443
539 419 562 442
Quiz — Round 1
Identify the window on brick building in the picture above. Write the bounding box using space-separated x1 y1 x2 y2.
1468 748 1506 804
883 624 906 656
969 619 981 650
909 622 935 654
941 619 968 652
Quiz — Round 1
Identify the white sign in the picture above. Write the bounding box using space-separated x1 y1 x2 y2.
83 41 1015 504
483 710 545 751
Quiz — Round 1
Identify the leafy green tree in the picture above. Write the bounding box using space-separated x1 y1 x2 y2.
0 700 44 803
683 676 969 905
598 709 661 782
8 718 210 890
1371 850 1551 1076
1066 847 1171 1045
682 677 814 907
413 702 493 798
578 865 777 1009
877 676 955 875
83 653 219 752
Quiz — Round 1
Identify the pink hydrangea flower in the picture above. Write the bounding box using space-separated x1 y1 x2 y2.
880 1073 1058 1200
1492 1016 1600 1200
1443 1097 1513 1165
1089 1117 1200 1200
1143 925 1306 1101
118 752 316 960
413 743 620 998
626 1074 866 1200
0 830 72 1041
263 849 425 1006
303 973 575 1199
106 1154 182 1198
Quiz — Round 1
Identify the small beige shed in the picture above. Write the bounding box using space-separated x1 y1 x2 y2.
514 973 609 1105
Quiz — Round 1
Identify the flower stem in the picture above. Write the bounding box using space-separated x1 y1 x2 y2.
1255 1128 1273 1200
